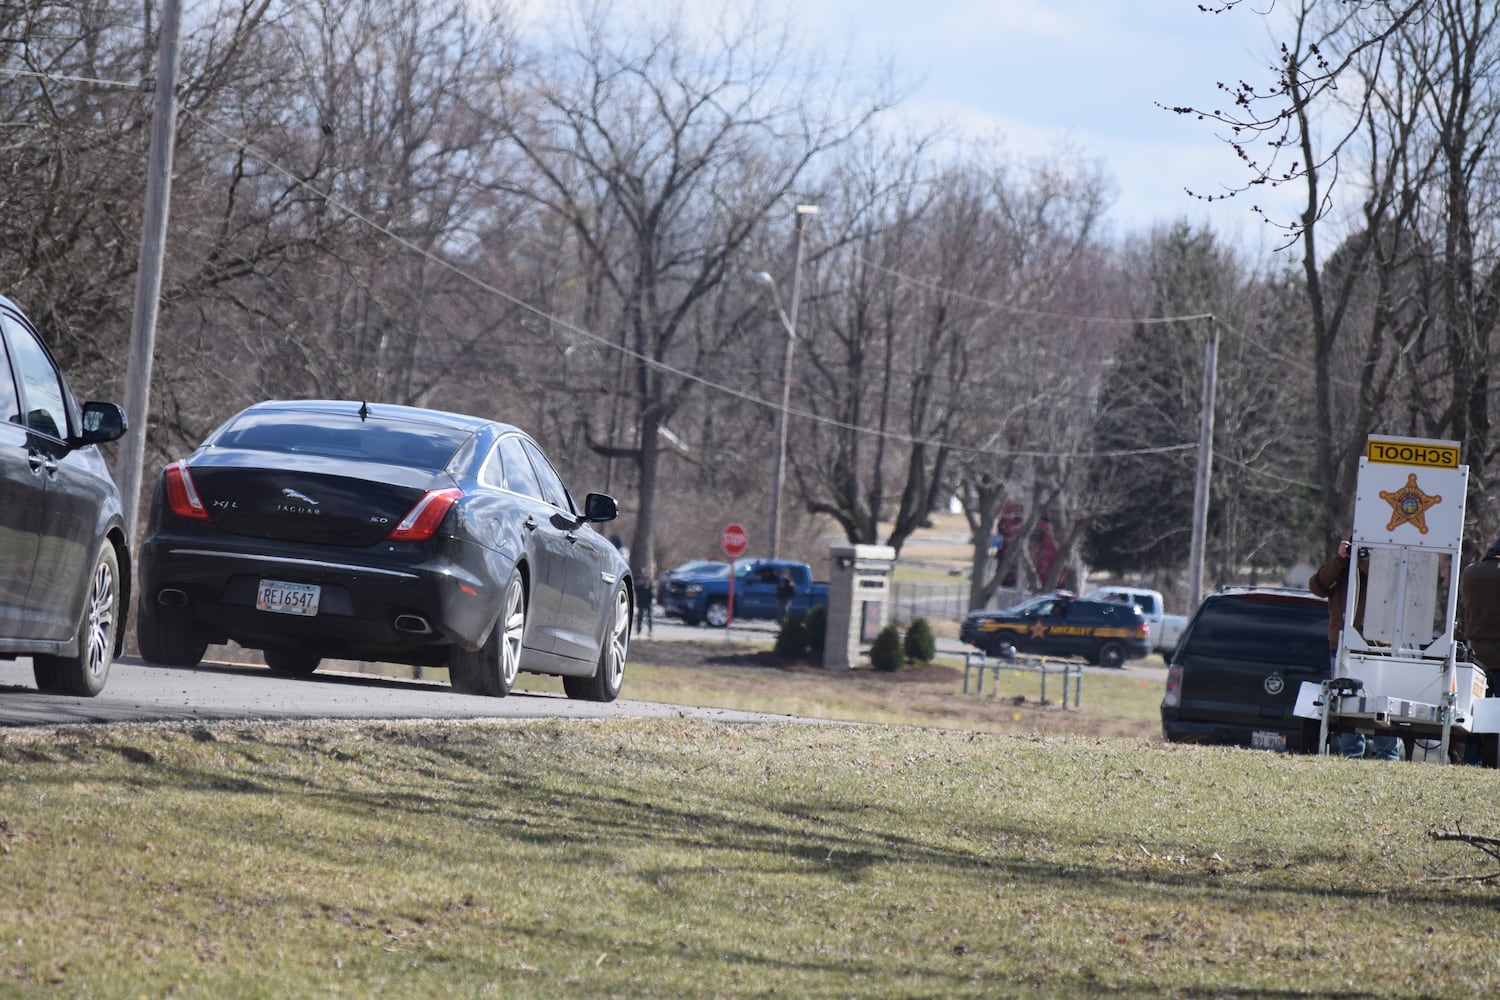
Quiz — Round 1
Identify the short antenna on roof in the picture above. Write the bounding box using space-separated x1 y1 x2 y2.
358 401 370 421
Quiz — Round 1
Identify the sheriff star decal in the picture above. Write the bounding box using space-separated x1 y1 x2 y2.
1028 620 1048 640
1379 473 1441 534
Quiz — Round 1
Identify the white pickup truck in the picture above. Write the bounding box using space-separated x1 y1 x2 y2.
1085 586 1186 658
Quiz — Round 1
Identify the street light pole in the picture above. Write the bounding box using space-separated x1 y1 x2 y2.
1187 317 1218 611
758 204 817 561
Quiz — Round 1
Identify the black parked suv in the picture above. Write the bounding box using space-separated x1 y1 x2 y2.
1161 588 1330 752
960 593 1151 668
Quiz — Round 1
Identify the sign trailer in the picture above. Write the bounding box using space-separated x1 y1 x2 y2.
1294 435 1499 762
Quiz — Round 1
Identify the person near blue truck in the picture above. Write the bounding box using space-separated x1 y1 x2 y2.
660 558 830 627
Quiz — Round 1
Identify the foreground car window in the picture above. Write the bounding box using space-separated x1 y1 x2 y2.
215 412 466 470
0 334 19 424
2 314 68 439
1184 598 1328 667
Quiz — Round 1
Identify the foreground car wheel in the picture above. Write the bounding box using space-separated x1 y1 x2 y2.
704 599 730 628
264 647 321 676
136 596 209 667
1096 641 1126 669
33 545 119 697
564 585 629 703
449 568 524 697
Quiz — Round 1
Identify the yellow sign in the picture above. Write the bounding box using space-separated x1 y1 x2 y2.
1366 437 1460 469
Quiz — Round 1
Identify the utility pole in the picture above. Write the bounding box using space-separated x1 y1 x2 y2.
118 0 182 547
767 203 817 561
1188 317 1218 611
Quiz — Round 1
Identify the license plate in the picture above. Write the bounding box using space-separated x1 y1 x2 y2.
1250 730 1287 751
256 580 320 616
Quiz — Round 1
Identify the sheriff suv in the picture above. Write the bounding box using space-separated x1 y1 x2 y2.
960 592 1151 668
1160 588 1330 752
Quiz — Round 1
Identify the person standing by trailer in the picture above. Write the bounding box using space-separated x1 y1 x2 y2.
1460 537 1500 675
1310 539 1399 760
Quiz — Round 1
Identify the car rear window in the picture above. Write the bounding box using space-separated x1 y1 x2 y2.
215 411 468 471
1181 595 1329 667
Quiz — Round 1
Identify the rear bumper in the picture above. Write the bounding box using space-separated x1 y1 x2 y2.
1160 713 1320 753
138 535 496 664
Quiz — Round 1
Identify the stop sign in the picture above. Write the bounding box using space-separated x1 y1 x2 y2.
720 523 748 558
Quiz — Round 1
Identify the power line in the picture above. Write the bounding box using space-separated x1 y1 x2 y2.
3 60 1201 462
178 108 1196 461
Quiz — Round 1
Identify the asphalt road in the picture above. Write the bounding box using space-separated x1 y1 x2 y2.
0 652 805 729
0 612 1162 729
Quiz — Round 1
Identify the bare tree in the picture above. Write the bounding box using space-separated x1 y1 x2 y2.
485 2 891 577
1170 0 1500 553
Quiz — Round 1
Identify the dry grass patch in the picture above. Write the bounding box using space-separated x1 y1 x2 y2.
1 720 1499 998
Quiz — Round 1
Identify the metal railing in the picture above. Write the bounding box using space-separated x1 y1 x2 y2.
962 650 1082 709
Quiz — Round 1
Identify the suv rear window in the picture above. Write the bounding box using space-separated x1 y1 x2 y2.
1180 595 1328 667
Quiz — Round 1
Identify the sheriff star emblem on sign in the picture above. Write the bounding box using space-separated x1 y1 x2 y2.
1379 473 1441 534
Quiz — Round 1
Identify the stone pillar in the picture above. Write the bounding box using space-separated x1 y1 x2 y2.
823 543 896 670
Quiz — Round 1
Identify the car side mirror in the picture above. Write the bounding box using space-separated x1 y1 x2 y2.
77 401 127 445
583 492 618 523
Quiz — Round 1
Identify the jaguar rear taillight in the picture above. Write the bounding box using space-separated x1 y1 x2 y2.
387 488 462 542
164 460 210 521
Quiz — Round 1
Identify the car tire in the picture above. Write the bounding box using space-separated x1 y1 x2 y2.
449 568 524 698
32 544 119 697
704 599 730 628
1097 641 1126 669
136 594 209 668
564 584 629 703
264 647 321 676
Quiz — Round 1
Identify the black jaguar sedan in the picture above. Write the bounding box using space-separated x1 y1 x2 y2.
135 400 632 700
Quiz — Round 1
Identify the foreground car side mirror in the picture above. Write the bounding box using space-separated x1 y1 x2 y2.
77 401 127 445
583 492 618 523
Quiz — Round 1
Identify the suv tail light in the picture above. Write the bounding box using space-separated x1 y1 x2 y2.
387 488 462 542
164 460 210 521
1162 663 1183 707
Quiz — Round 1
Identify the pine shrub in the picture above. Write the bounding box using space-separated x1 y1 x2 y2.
903 618 936 663
774 615 810 658
869 624 904 672
804 604 828 653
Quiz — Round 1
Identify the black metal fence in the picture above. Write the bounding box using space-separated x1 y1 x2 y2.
887 582 973 625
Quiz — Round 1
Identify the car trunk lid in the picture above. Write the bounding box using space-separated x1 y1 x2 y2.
185 453 451 547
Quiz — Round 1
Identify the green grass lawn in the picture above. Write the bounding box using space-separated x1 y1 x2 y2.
3 709 1499 997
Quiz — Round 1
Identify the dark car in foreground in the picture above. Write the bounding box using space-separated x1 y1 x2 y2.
960 592 1150 668
0 294 130 696
1160 588 1330 752
136 400 631 700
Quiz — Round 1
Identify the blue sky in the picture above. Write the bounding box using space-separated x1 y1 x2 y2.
517 0 1300 257
804 0 1298 254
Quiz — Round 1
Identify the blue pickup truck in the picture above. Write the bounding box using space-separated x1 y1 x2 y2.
661 558 830 627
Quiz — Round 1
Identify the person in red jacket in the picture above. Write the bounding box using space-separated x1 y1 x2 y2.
1309 539 1399 760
